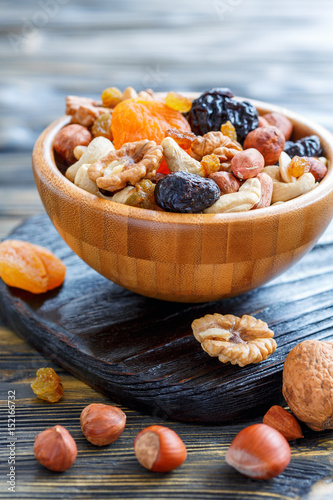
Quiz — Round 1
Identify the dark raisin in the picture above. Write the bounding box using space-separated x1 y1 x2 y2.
284 135 322 158
155 171 220 213
187 88 259 143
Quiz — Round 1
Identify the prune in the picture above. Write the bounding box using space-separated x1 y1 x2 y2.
155 171 220 213
284 135 322 158
187 88 258 143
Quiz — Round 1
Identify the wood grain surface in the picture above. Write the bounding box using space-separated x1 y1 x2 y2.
2 214 333 427
1 0 333 498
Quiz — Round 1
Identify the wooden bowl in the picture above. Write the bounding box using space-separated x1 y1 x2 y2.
32 96 333 302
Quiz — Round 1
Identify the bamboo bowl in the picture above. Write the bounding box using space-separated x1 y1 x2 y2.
32 97 333 302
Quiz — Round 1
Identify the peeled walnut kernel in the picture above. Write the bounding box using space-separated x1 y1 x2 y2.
192 313 277 367
31 367 63 403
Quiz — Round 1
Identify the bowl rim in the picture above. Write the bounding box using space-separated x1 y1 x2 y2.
33 94 333 226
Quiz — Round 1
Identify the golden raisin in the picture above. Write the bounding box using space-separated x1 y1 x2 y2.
101 87 123 108
288 156 311 178
165 128 196 150
165 92 192 113
31 368 64 403
221 121 238 142
91 113 112 140
125 179 157 210
200 154 221 176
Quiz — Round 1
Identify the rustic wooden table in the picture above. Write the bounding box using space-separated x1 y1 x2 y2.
1 0 333 498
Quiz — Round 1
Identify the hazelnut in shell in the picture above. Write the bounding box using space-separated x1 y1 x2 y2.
80 403 126 446
134 425 187 473
225 424 291 480
34 425 77 472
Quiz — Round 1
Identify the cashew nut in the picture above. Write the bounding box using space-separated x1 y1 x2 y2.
111 185 135 203
279 151 296 183
73 145 87 160
272 173 316 203
204 178 261 213
263 164 281 181
66 137 115 182
161 137 203 176
74 164 99 196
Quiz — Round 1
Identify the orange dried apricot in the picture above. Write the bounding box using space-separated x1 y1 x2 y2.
0 240 66 294
287 156 311 178
165 91 192 113
31 367 64 403
111 99 191 149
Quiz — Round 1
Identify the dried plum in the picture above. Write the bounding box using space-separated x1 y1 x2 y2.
284 135 322 158
155 171 220 213
187 88 259 143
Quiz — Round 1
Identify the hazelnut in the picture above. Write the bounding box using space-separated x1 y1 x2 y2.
34 425 77 472
226 424 291 480
263 405 303 441
258 116 269 128
263 112 293 140
306 157 328 182
231 148 265 180
244 126 285 166
80 403 126 446
252 172 273 209
209 171 241 194
134 425 187 472
53 124 92 165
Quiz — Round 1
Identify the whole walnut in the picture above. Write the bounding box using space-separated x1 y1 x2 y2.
244 126 285 166
54 124 92 165
263 112 293 141
282 340 333 431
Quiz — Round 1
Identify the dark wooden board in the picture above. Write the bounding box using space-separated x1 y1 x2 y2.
1 214 333 424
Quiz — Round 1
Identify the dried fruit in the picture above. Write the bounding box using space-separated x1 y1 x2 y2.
111 99 191 149
34 425 77 472
134 425 187 472
80 404 126 446
231 148 265 180
187 88 258 143
31 367 64 403
155 171 220 213
91 113 112 140
287 155 310 178
53 124 92 165
263 405 303 441
263 112 293 141
200 154 221 176
244 126 285 165
226 424 291 480
284 135 322 158
221 120 237 141
165 128 196 150
125 179 157 210
165 91 192 113
191 313 276 366
0 240 65 294
101 87 123 108
282 339 333 431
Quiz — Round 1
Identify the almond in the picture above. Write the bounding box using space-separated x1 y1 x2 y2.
263 405 303 441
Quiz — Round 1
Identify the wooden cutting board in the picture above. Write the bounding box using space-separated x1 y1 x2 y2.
1 214 333 424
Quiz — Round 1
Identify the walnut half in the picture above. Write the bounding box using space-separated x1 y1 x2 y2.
192 313 277 367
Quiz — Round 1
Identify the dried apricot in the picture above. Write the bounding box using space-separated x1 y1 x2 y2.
0 240 65 294
287 156 311 178
165 91 192 113
101 87 122 108
221 121 237 142
31 367 64 403
111 99 191 149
